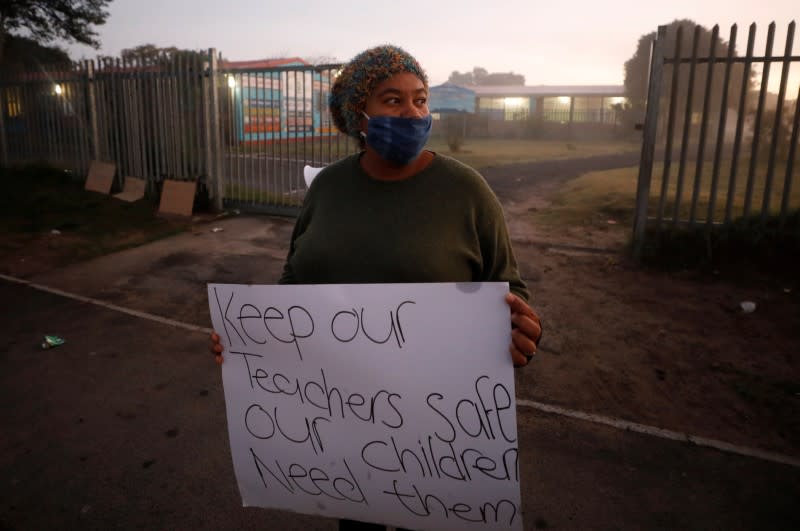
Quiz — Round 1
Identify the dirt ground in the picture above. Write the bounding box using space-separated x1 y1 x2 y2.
485 156 799 457
2 153 798 461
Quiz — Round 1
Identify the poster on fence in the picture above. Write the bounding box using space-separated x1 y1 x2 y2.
207 282 522 531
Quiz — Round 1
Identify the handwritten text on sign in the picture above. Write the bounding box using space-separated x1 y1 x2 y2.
207 282 522 531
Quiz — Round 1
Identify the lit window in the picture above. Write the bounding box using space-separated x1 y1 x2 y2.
572 97 602 122
5 87 22 117
504 97 529 121
542 97 571 122
503 97 526 109
479 96 529 120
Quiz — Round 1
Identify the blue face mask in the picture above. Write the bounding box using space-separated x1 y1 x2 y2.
361 112 433 165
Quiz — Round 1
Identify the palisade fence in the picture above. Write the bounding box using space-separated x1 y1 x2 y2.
0 49 357 215
634 21 800 253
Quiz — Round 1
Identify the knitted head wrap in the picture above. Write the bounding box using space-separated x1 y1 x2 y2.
329 45 428 140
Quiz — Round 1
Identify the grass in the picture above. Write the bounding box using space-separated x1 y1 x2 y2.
531 165 640 228
223 138 642 203
534 159 800 229
230 137 640 170
0 166 192 266
425 138 640 169
529 157 799 279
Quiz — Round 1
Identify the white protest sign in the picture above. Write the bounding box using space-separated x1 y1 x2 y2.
207 282 522 531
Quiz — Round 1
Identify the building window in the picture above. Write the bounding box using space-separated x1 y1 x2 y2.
542 96 627 124
572 96 603 122
478 96 529 121
502 97 529 121
602 96 627 124
5 87 22 117
542 96 571 122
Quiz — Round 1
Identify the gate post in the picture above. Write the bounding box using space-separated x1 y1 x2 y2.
204 48 224 211
0 87 8 167
633 25 667 258
203 49 215 208
86 60 100 161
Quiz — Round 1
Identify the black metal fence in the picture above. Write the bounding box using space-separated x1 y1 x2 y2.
634 21 799 252
0 50 355 215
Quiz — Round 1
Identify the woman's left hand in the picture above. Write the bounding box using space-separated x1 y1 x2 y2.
505 293 542 367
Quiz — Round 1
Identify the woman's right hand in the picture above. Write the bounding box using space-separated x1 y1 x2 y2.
210 332 224 364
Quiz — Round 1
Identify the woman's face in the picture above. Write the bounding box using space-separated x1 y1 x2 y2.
362 72 429 125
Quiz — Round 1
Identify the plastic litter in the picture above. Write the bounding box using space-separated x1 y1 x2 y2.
739 301 757 313
41 335 65 349
211 227 224 233
50 229 61 235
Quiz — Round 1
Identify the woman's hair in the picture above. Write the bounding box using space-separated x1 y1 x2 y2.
329 44 428 141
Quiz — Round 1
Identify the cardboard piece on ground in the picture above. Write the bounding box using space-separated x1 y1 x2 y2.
84 161 116 194
158 179 196 216
113 177 146 202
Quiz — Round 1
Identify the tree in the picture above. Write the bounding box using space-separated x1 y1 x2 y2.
448 70 474 85
305 55 339 66
758 107 795 161
118 43 231 66
116 43 212 68
0 0 112 61
482 72 525 85
0 34 70 71
624 19 754 136
447 67 525 86
472 67 488 84
120 44 179 63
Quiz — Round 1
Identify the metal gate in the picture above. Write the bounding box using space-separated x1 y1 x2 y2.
215 59 357 215
633 21 800 254
0 50 357 216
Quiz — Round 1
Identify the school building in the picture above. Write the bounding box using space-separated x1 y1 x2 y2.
428 82 628 138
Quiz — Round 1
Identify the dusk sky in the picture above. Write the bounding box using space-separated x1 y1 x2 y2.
64 0 798 91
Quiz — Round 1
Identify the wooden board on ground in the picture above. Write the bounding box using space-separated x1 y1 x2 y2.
84 161 116 194
113 177 146 202
158 179 196 217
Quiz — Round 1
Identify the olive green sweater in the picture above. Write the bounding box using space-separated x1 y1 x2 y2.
279 152 529 302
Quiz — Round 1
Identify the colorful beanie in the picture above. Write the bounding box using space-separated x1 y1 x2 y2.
329 45 428 140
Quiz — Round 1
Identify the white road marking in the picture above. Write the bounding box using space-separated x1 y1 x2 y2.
3 272 798 469
1 273 212 334
516 398 800 468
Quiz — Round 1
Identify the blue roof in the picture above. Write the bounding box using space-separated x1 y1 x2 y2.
428 82 476 113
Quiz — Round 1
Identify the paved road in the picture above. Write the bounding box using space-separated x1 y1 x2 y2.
2 214 799 530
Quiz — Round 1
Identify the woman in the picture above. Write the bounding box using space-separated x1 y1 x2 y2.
214 44 541 363
210 44 541 530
